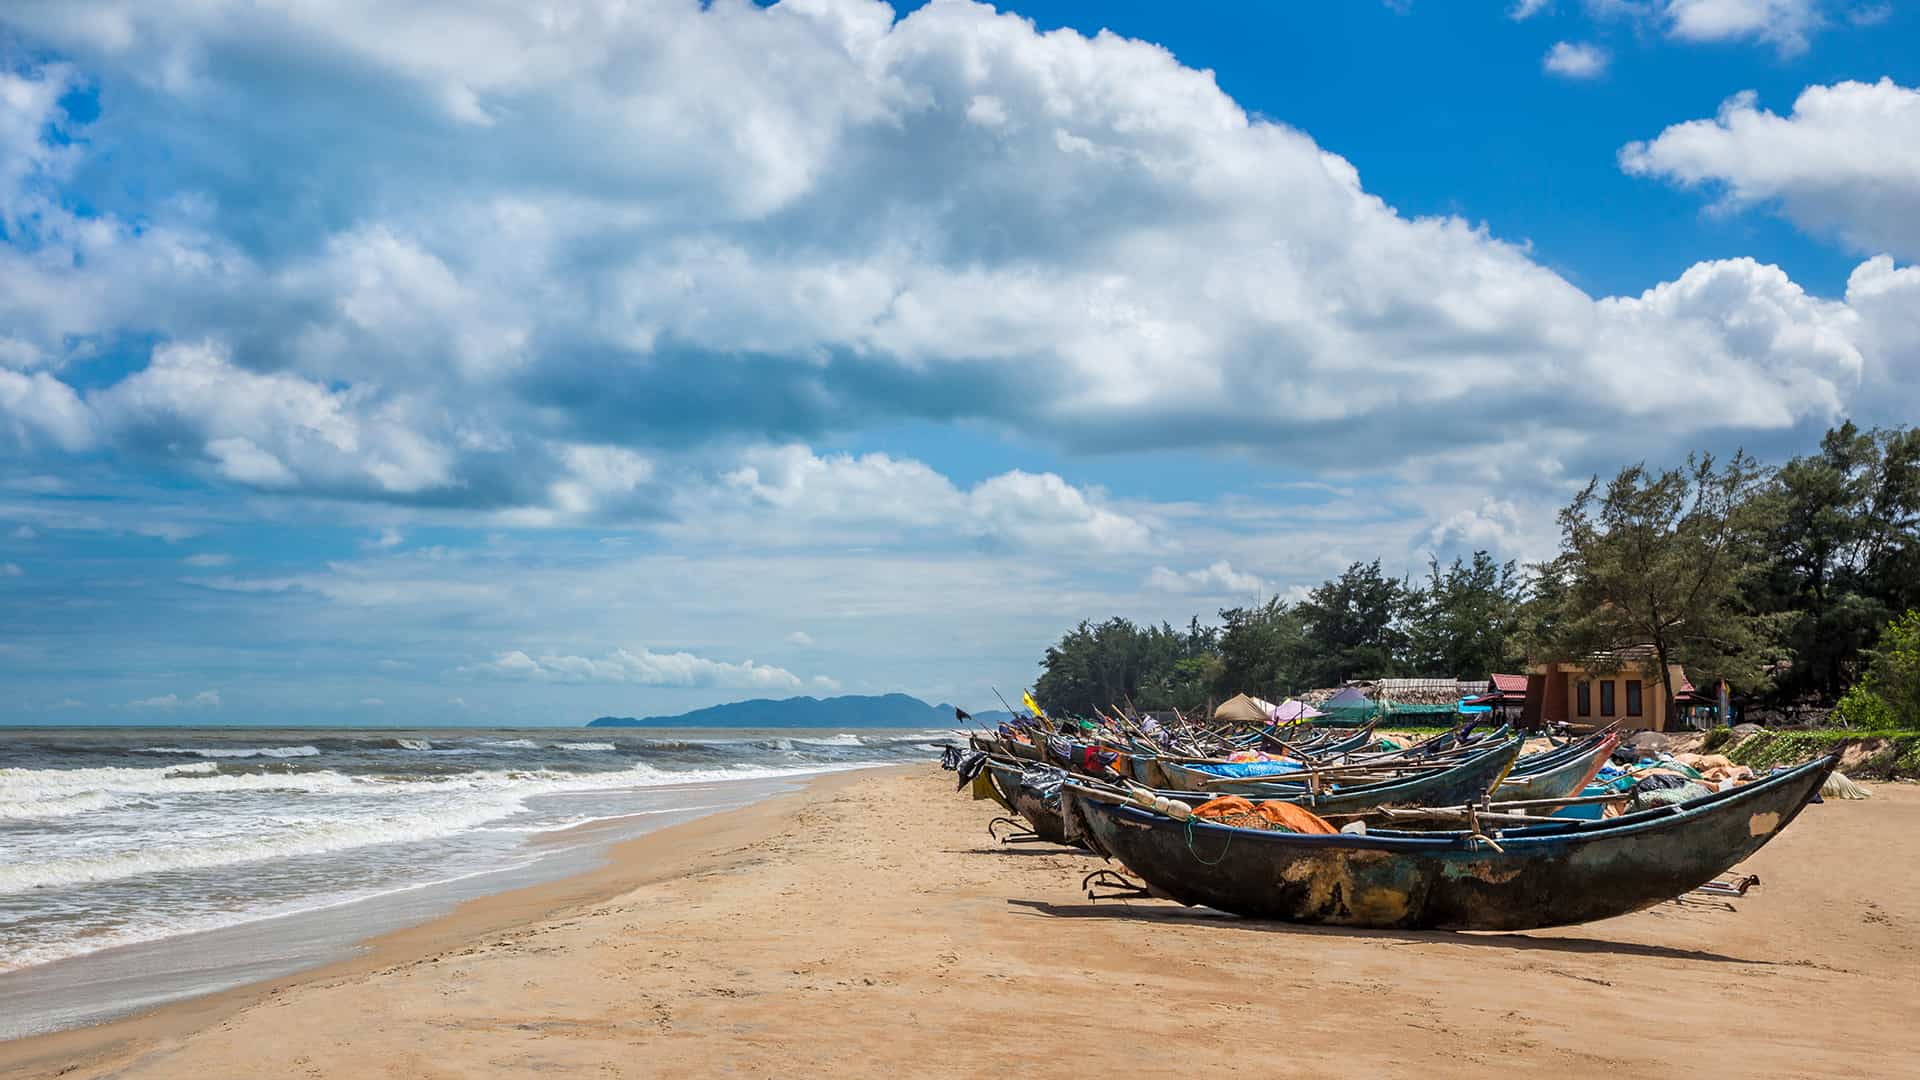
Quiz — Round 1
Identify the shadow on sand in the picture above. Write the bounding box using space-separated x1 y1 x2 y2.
1003 897 1773 965
945 846 1092 858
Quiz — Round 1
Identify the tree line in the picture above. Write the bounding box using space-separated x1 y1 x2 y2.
1033 422 1920 728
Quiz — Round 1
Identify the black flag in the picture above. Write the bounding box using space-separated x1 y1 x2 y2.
955 707 973 723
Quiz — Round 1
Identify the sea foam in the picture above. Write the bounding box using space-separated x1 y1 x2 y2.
134 745 322 759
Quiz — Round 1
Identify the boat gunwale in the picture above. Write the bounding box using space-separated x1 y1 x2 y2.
1084 752 1837 854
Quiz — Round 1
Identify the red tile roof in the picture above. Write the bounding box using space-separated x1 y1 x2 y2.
1489 673 1529 693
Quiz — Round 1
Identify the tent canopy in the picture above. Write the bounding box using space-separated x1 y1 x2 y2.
1270 698 1324 721
1213 693 1276 725
1215 693 1323 724
1321 686 1374 711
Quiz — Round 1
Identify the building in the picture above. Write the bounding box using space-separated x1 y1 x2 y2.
1466 673 1530 725
1528 649 1691 732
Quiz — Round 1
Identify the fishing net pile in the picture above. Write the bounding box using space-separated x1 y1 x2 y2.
1188 796 1337 834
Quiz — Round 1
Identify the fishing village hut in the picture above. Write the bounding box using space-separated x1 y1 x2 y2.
1530 648 1705 732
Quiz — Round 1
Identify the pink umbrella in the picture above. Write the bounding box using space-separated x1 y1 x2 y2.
1268 698 1324 722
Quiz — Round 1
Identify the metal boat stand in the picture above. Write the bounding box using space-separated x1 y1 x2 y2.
1083 868 1153 901
987 816 1046 844
1692 873 1760 898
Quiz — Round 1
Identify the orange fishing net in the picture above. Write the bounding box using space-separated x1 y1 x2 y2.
1189 796 1337 834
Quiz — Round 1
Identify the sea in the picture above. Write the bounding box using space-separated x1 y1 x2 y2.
0 725 952 1039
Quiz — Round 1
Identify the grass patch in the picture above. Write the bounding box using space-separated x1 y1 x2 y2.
1726 729 1920 774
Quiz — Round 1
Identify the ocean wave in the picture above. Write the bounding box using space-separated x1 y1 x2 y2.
0 856 547 976
0 789 121 821
133 745 322 760
480 739 540 750
0 749 879 891
0 761 219 802
319 736 437 751
0 792 536 894
793 733 864 747
552 742 616 752
0 759 883 859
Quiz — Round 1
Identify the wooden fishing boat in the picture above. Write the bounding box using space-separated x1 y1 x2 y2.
1063 754 1836 930
1127 722 1383 787
1490 732 1618 802
985 760 1073 845
1000 737 1045 763
1151 737 1524 813
1251 721 1377 756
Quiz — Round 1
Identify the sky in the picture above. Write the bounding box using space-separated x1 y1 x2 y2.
1 0 1916 726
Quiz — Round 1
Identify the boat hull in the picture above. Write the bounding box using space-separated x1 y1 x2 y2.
1491 733 1618 802
986 763 1073 845
1067 755 1835 931
1155 738 1523 813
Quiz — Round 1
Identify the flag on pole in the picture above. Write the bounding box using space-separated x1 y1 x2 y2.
1022 690 1047 720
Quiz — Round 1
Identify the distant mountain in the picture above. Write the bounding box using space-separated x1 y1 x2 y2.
588 692 1009 729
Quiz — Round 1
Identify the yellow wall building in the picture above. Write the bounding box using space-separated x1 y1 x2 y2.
1530 657 1695 732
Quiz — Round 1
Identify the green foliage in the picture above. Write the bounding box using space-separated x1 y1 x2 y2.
1699 727 1733 752
1726 730 1832 768
1759 424 1920 701
1029 423 1916 725
1540 449 1784 707
1834 609 1920 730
1212 597 1308 703
1293 560 1412 687
1032 616 1219 717
1833 680 1894 729
1861 739 1920 777
1407 551 1527 678
1725 727 1920 776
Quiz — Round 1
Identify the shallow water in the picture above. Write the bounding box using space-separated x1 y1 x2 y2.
0 725 951 1038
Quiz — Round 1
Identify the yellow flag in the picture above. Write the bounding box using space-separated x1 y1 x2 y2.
1022 691 1047 720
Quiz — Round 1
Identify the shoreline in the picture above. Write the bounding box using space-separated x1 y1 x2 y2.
0 766 905 1078
7 766 1912 1079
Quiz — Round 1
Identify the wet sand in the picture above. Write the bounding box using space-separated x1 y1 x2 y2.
4 766 1914 1079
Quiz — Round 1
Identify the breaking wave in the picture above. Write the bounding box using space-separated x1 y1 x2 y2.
0 759 878 889
134 745 322 759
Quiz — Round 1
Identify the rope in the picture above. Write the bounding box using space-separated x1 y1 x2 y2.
1183 815 1235 866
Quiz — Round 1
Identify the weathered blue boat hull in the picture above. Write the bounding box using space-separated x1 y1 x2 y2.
1490 733 1617 802
1155 738 1523 812
1067 755 1835 931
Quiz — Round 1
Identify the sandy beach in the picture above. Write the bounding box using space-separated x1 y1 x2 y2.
4 765 1915 1079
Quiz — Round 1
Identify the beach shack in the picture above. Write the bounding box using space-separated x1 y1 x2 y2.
1529 648 1696 732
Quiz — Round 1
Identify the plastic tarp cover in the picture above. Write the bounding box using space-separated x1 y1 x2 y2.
1192 760 1306 779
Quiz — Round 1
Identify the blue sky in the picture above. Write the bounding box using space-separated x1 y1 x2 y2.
2 0 1916 726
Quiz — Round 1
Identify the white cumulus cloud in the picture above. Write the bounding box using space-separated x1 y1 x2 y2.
1662 0 1823 55
1145 560 1266 596
127 689 222 709
0 2 1905 502
468 647 809 690
1622 79 1920 261
680 445 1154 553
1544 41 1610 78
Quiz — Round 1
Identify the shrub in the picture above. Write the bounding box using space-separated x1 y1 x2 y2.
1835 610 1920 731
